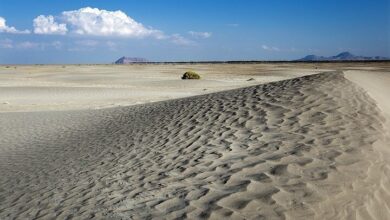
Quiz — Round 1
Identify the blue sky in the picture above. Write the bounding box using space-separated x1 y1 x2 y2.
0 0 389 63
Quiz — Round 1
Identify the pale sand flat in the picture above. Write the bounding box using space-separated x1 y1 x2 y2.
0 71 388 219
0 63 327 112
344 70 390 220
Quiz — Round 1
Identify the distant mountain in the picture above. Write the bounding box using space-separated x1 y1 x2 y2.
297 55 327 61
114 56 148 64
296 52 388 61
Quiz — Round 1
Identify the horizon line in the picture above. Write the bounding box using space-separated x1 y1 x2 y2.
1 60 390 66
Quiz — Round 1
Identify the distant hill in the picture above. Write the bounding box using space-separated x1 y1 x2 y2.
114 56 148 64
296 52 388 61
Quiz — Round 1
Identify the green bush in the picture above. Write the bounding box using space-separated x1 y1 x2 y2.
182 71 201 80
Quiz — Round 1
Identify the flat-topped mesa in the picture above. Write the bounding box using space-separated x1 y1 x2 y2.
114 56 149 64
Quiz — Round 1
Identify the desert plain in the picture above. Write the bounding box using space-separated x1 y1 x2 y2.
0 62 389 219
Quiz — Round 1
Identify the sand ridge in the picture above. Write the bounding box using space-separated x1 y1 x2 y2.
0 71 388 219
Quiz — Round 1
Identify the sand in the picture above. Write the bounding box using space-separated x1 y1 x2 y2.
0 63 389 219
0 63 327 112
344 70 390 220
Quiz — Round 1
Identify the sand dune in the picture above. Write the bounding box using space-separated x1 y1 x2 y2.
0 71 389 219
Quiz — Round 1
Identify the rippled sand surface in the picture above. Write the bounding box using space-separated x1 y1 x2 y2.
1 70 389 219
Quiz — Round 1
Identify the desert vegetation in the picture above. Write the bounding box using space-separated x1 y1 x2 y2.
181 71 200 79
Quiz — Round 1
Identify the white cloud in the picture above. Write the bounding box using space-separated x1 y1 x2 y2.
188 31 212 39
0 17 30 34
262 45 280 52
27 7 195 47
61 7 162 38
170 34 195 46
33 15 67 35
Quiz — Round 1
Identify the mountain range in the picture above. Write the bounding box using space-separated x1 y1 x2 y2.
113 52 388 63
296 52 388 61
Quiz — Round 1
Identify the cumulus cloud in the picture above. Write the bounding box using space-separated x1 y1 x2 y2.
188 31 212 39
0 7 199 50
0 17 30 34
262 45 280 52
33 15 67 35
61 7 163 38
27 7 195 46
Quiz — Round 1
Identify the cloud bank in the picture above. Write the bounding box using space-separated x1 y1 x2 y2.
0 17 30 34
2 7 197 48
33 7 164 39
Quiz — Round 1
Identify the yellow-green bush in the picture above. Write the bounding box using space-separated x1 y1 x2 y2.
182 71 201 80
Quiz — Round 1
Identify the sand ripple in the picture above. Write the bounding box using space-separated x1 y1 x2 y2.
0 72 387 219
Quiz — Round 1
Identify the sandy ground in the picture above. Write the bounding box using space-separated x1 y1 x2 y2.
0 63 330 112
344 70 390 219
0 63 389 219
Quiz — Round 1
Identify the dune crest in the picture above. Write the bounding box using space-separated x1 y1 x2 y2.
0 71 387 219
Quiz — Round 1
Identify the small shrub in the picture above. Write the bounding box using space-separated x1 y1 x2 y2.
182 71 201 80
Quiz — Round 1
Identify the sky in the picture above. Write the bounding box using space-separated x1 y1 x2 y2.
0 0 389 64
